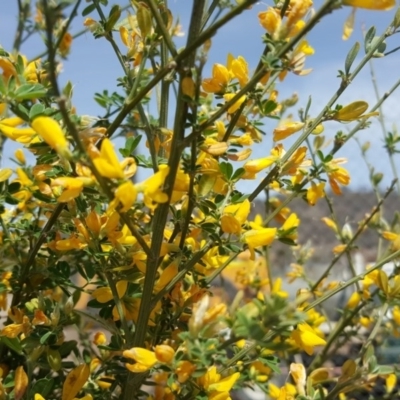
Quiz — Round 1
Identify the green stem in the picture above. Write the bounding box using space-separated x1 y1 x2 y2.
107 0 259 140
13 0 30 53
311 179 396 291
146 0 177 57
304 247 400 312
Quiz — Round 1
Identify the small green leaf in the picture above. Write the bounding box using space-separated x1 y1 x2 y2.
394 7 400 28
262 100 277 115
1 337 23 354
14 83 46 100
29 103 45 120
8 182 21 194
29 378 55 398
82 3 96 16
105 5 121 32
344 41 360 75
219 162 233 180
364 26 376 53
231 167 245 182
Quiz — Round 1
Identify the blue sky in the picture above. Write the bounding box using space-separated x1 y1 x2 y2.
1 1 399 193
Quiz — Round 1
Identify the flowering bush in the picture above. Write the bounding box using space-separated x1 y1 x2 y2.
1 0 400 399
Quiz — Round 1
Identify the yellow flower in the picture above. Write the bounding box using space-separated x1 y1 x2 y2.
0 168 12 182
93 332 107 346
258 7 281 37
286 0 313 28
199 366 240 397
271 277 289 298
202 63 230 93
227 54 249 87
343 0 395 10
291 322 326 355
14 149 26 164
59 32 73 57
223 93 246 114
393 306 400 325
307 182 325 205
123 345 175 373
273 120 304 142
221 199 250 234
386 373 397 393
92 138 124 179
111 180 137 212
176 361 196 383
52 177 86 202
136 165 170 210
382 231 400 252
325 158 350 195
290 363 306 396
346 292 361 309
243 156 277 179
0 118 37 144
31 116 69 156
243 228 277 260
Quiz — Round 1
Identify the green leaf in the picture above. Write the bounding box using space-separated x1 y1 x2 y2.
219 162 233 180
14 83 46 100
231 167 245 182
29 103 46 120
0 72 6 94
29 378 55 398
39 331 57 345
105 5 121 32
82 3 96 16
5 194 20 205
374 365 394 374
262 100 277 115
33 191 54 203
0 337 23 354
344 41 360 75
394 6 400 29
120 135 142 157
7 182 21 194
364 26 376 53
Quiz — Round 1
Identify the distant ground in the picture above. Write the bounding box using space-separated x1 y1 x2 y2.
252 190 400 274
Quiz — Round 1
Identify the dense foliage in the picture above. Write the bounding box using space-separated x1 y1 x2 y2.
1 0 400 399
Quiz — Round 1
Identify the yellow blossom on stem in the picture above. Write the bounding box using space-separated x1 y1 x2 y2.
135 165 170 210
221 199 250 234
286 0 313 29
290 363 306 396
258 7 281 37
346 292 361 309
273 120 304 142
243 156 277 179
123 345 175 373
202 63 230 93
343 0 395 10
93 332 107 346
227 54 249 87
291 322 326 355
382 231 400 251
325 158 350 195
307 182 325 205
198 366 240 397
92 139 125 179
52 177 87 202
243 228 277 260
271 277 289 298
386 373 397 393
31 116 70 157
110 180 137 212
223 93 247 114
